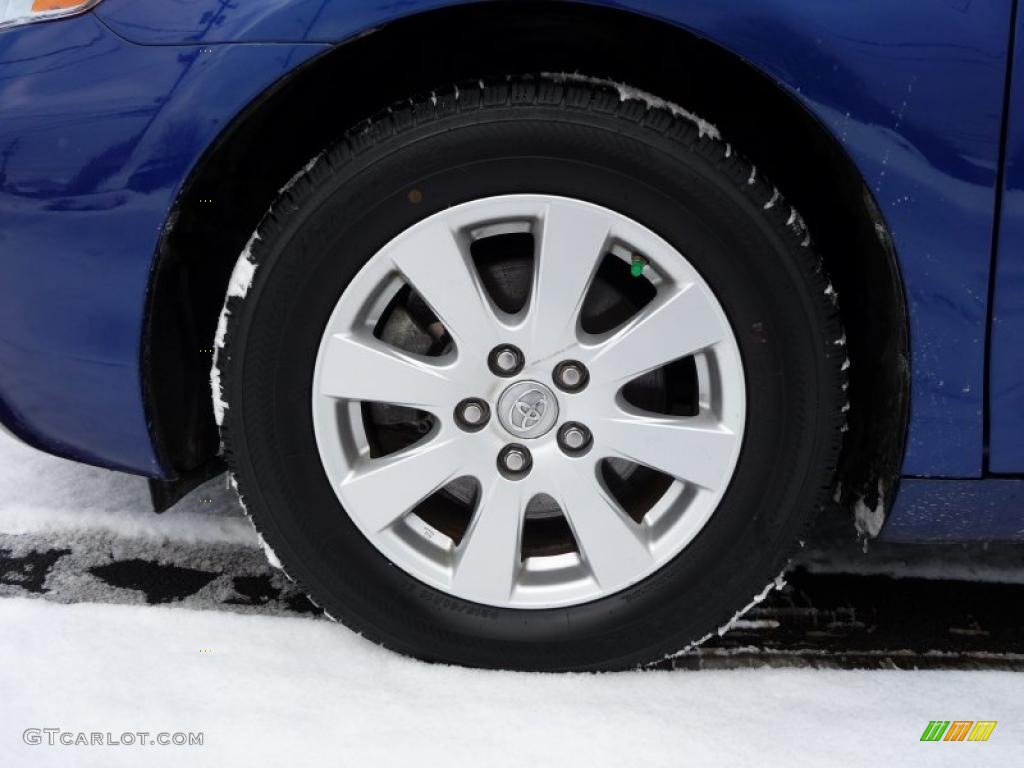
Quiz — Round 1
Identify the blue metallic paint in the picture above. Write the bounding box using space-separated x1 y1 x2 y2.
94 0 463 44
0 1 1021 537
92 1 1014 478
883 479 1024 541
0 15 325 473
990 11 1024 474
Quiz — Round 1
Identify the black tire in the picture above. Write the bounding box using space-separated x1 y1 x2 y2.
215 76 846 671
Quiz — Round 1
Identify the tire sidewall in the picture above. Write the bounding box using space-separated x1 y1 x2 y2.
222 100 840 669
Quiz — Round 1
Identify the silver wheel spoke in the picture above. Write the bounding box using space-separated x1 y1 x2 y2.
338 438 465 532
551 463 654 588
387 220 500 356
452 479 524 603
319 333 453 411
600 412 739 491
527 202 610 357
587 283 726 385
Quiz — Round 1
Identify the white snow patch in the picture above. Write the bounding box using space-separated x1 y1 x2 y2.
854 479 886 539
665 570 788 660
823 281 839 306
542 72 722 139
277 153 323 195
720 571 788 638
0 432 256 546
210 230 261 427
730 619 781 630
228 473 297 582
213 310 229 351
0 505 256 548
210 310 231 427
210 360 227 427
257 532 283 570
225 232 259 301
4 597 1023 767
763 187 780 210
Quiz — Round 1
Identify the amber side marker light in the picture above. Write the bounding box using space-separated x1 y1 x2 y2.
0 0 102 29
32 0 89 9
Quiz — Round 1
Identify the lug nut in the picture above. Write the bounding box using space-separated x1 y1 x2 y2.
455 398 489 430
489 344 524 377
562 426 587 450
558 422 592 454
560 366 582 388
553 360 588 392
498 444 532 477
504 449 527 471
496 349 518 371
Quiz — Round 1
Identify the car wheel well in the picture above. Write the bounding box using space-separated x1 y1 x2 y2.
144 0 908 529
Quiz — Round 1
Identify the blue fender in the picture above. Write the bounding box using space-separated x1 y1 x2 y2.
0 15 325 473
0 0 1013 480
93 0 1023 477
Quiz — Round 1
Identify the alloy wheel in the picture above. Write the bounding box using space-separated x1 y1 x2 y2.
311 195 745 608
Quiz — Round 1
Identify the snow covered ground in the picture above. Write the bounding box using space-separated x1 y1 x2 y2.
1 432 1022 766
4 596 1021 768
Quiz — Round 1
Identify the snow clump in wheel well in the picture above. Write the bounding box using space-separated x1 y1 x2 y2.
542 72 722 140
209 232 259 428
209 152 328 428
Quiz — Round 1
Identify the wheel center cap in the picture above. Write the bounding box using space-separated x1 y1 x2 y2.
496 380 559 439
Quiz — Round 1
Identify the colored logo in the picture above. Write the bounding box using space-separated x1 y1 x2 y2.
920 721 997 742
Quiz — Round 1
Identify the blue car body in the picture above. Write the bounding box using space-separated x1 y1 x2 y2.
0 0 1021 539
